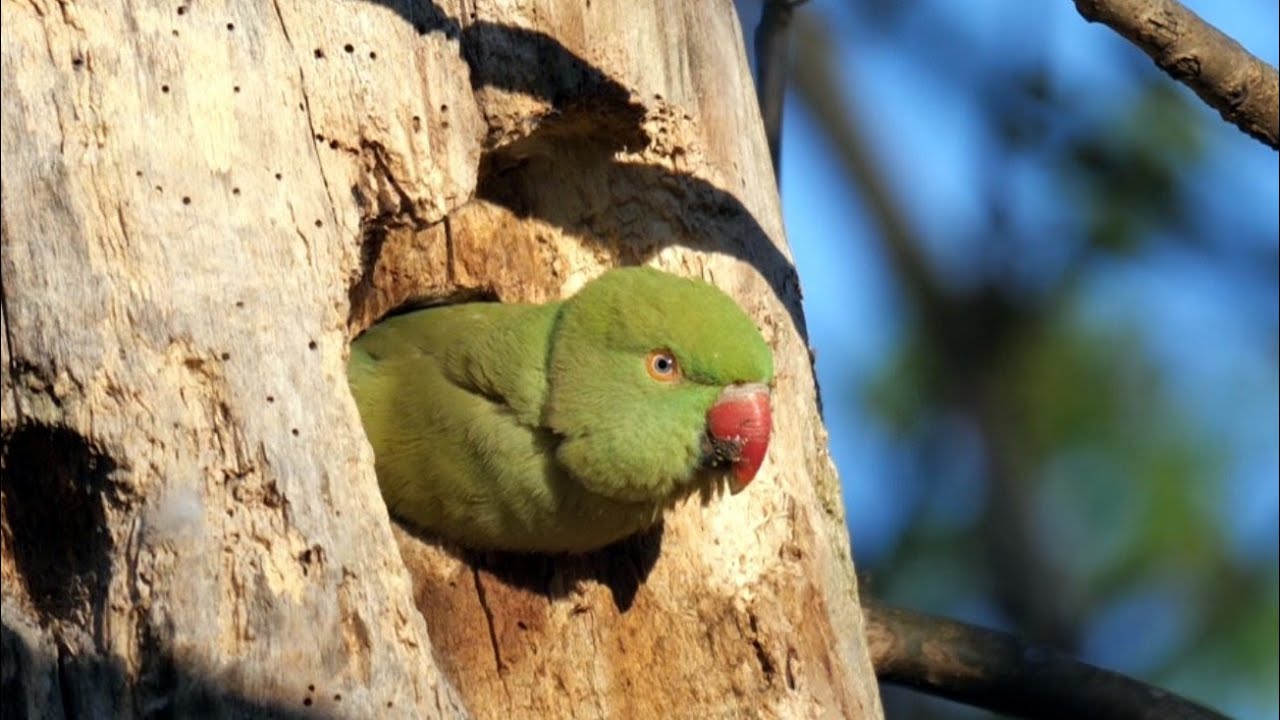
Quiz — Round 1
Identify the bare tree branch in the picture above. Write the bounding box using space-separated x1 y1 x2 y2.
864 603 1230 720
1073 0 1279 150
754 1 808 179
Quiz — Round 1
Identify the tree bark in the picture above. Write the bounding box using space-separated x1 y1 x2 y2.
1073 0 1280 150
1 1 882 718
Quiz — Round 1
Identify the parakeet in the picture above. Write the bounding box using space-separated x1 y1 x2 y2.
347 267 773 553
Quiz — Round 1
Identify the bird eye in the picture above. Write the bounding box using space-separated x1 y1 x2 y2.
646 350 681 382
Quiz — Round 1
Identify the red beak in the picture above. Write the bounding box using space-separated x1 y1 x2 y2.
706 383 772 494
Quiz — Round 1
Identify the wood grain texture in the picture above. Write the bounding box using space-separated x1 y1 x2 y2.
2 0 883 717
1 1 473 716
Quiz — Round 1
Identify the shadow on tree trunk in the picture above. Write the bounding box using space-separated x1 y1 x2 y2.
350 0 811 342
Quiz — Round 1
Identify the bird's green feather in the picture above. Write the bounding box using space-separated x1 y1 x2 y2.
348 267 773 553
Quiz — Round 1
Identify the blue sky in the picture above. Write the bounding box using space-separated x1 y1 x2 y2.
776 0 1277 563
755 1 1277 716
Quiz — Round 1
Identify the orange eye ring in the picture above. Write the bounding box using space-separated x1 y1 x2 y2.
646 349 681 382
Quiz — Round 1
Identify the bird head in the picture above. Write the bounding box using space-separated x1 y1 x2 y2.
545 267 775 503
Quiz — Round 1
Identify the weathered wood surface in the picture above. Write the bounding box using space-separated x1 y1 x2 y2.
1 1 882 718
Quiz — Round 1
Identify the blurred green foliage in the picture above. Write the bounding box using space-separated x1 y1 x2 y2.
744 1 1278 717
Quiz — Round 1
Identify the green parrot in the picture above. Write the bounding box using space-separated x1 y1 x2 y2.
347 267 774 553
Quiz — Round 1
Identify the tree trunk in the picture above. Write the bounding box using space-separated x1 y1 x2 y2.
1 1 883 718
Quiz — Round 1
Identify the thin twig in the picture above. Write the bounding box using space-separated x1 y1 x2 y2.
754 1 808 180
1073 0 1279 150
864 603 1230 720
789 14 944 314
